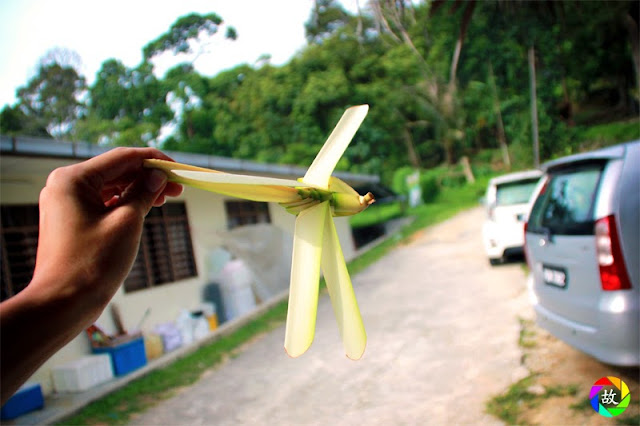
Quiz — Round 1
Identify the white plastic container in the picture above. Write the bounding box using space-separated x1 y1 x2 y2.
175 310 194 345
154 323 182 352
220 259 256 320
193 315 210 340
51 354 113 392
197 302 216 318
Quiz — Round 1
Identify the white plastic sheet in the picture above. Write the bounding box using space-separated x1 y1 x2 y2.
219 224 293 303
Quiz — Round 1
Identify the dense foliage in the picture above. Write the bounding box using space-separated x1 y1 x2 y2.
2 1 638 185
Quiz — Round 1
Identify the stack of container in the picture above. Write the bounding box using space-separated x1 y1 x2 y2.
51 354 114 392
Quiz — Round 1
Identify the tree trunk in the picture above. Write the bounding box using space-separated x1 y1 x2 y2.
186 112 194 139
624 13 640 105
560 77 574 126
443 137 454 166
488 61 511 170
449 0 476 84
460 156 475 183
528 46 540 169
402 126 422 168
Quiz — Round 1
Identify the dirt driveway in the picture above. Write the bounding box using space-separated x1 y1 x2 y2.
131 207 638 425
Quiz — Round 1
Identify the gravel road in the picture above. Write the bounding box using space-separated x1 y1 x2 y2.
131 207 531 425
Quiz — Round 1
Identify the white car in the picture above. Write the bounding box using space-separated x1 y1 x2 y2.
482 170 542 265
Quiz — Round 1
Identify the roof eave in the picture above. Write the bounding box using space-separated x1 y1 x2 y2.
0 135 379 185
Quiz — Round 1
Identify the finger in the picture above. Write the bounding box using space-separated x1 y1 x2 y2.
104 195 121 208
152 194 166 207
162 182 184 198
117 169 168 219
80 147 176 191
102 178 182 210
101 184 128 203
151 182 183 207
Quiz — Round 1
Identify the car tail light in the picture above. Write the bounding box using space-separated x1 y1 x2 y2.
595 215 632 291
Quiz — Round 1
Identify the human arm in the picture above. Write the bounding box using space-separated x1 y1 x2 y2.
0 147 183 403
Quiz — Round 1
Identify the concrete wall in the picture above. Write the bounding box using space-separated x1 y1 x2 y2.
1 155 358 395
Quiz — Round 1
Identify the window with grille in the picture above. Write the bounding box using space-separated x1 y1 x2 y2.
124 202 197 293
225 201 271 229
1 205 39 302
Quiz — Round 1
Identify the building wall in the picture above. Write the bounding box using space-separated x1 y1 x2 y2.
1 155 358 395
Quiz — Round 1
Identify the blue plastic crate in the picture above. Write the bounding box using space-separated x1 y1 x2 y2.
93 336 147 376
1 383 44 420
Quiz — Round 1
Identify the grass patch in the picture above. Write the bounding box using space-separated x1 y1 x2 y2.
59 178 490 425
58 302 289 425
404 176 490 232
349 177 490 274
544 384 578 398
570 396 592 412
570 387 639 423
577 118 640 146
349 201 404 228
616 399 640 425
486 375 538 424
487 376 580 424
350 172 490 230
617 413 640 425
518 318 537 349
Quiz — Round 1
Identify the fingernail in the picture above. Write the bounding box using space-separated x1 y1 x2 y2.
145 169 167 193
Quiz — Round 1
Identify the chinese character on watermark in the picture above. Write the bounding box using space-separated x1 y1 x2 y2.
590 376 630 417
601 389 619 405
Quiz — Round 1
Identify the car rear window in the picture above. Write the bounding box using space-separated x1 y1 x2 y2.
495 178 540 206
528 163 605 235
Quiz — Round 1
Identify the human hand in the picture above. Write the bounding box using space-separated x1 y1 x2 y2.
1 148 183 402
30 147 183 322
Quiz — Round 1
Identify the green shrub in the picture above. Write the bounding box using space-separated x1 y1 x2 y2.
391 166 417 195
440 174 466 188
471 164 494 178
420 175 440 203
578 119 640 146
474 149 497 164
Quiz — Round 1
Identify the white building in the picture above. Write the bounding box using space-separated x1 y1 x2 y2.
0 135 378 395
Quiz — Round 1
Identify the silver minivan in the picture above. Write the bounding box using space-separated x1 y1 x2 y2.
525 140 639 366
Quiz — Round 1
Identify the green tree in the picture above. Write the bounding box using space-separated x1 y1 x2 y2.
78 59 171 146
58 0 637 186
0 104 48 137
143 13 237 61
369 0 465 165
305 0 352 44
15 63 86 139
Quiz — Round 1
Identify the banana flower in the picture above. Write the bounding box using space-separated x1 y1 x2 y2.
145 105 373 359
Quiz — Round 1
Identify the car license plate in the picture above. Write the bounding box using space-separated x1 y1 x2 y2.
543 265 568 288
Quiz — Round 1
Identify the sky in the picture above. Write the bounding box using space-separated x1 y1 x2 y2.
0 0 360 108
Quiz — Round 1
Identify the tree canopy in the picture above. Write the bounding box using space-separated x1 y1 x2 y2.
2 1 637 184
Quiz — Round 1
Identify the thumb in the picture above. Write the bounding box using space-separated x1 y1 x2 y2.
118 169 168 218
